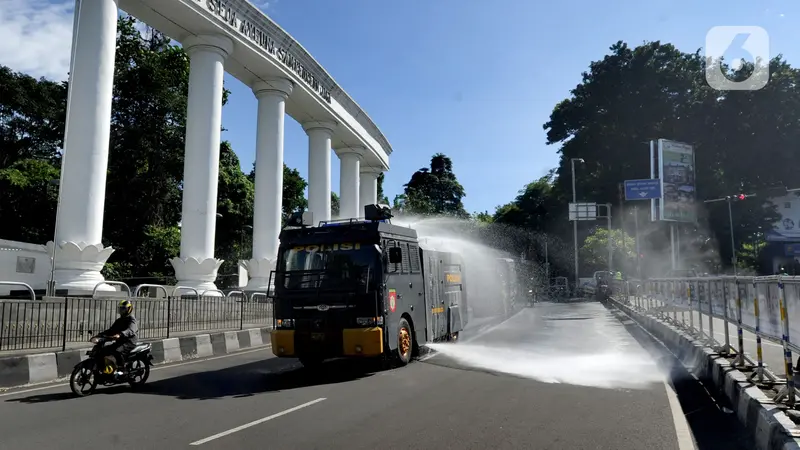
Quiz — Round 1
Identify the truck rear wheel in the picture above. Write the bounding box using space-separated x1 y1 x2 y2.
396 318 413 366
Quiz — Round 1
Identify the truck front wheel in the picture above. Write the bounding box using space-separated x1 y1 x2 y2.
396 318 413 366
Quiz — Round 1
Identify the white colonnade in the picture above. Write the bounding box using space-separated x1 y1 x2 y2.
337 148 363 220
49 0 119 293
303 121 336 225
168 35 233 294
243 79 293 290
50 0 385 294
359 168 381 213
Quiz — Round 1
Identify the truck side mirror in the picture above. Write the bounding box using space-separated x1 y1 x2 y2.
388 247 402 264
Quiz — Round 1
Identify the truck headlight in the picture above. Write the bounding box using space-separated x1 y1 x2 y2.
277 319 294 328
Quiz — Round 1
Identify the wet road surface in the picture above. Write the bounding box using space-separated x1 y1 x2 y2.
0 302 754 450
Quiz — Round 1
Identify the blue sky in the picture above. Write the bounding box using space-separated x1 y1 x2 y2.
3 0 798 215
215 0 797 215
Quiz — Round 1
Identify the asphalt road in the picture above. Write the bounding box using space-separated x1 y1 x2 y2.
0 302 754 450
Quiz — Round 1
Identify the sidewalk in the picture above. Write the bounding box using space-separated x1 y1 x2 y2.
0 321 271 359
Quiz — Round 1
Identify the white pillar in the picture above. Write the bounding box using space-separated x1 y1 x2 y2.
170 35 234 296
302 121 337 224
244 78 293 291
359 168 381 214
49 0 119 293
336 148 363 219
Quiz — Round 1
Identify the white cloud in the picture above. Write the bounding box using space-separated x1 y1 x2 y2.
0 0 277 82
0 0 75 81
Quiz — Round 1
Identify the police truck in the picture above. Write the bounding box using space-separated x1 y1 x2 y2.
268 204 467 368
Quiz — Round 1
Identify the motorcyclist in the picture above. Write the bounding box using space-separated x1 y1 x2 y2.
99 299 138 376
595 271 611 300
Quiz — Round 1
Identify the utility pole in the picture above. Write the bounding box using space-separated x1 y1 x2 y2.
570 158 584 290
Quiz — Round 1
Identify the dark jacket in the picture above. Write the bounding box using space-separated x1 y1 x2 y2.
104 314 139 344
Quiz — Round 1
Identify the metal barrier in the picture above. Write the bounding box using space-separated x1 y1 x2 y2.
0 281 36 301
133 284 169 298
226 290 246 301
200 289 225 297
172 286 200 297
0 282 273 353
250 292 269 303
615 276 800 406
92 281 132 298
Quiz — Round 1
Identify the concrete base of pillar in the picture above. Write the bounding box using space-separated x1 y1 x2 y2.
242 258 276 292
46 241 116 294
169 257 224 296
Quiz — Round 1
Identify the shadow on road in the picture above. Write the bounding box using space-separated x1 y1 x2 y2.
7 356 379 404
601 300 756 450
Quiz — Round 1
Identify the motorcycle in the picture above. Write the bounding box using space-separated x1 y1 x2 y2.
69 333 154 397
595 283 611 302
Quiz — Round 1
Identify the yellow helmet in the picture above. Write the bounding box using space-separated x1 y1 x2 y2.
118 299 133 316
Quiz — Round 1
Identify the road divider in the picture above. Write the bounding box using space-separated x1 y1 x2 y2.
0 327 272 389
608 296 800 450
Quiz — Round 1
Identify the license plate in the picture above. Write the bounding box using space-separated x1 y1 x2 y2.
311 333 325 341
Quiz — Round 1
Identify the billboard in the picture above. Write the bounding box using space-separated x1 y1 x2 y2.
765 193 800 242
658 139 696 222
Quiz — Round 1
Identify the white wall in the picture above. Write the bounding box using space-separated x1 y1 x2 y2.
0 239 49 296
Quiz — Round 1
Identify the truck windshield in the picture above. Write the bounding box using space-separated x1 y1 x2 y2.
276 242 379 291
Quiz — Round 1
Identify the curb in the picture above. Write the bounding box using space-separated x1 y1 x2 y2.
609 298 800 450
0 327 272 389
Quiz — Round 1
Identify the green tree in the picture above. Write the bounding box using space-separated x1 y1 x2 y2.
494 170 558 232
215 141 254 283
0 67 67 243
377 172 389 204
100 17 193 278
403 153 468 217
0 159 60 243
473 211 494 224
543 40 800 271
392 194 407 213
580 227 635 274
0 66 67 168
331 192 340 217
246 163 308 224
282 165 307 220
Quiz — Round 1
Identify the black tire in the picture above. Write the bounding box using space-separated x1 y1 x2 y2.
69 362 97 397
127 359 150 388
396 318 413 366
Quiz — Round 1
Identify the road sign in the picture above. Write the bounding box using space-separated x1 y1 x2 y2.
624 179 662 201
569 202 597 221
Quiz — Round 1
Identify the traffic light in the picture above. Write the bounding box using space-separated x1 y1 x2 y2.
728 193 748 201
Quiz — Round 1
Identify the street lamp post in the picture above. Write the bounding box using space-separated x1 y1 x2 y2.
704 195 746 276
570 158 584 290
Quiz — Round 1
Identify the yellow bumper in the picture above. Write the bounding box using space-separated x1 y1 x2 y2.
342 327 384 356
271 330 295 357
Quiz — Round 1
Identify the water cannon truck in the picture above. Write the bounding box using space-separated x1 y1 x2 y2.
268 204 467 368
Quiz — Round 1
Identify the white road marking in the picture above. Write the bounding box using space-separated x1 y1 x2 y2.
0 345 271 398
189 398 327 445
663 381 697 450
